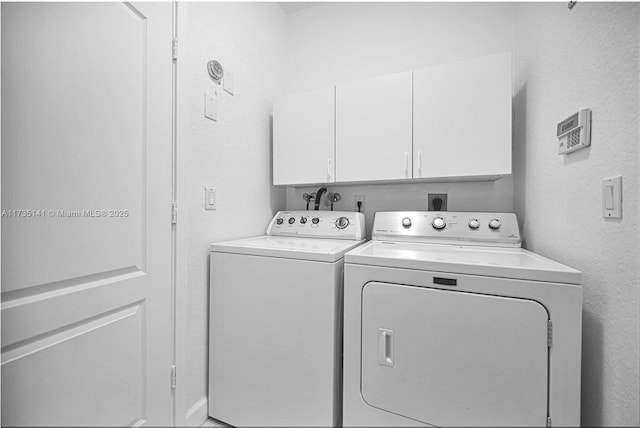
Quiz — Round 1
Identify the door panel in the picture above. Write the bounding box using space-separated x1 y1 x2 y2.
2 305 143 426
335 71 413 182
361 282 548 427
1 2 146 292
1 3 173 426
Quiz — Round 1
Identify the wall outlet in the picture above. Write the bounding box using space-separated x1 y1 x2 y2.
428 193 448 211
355 195 365 213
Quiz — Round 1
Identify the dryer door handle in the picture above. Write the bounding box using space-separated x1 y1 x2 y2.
378 328 394 367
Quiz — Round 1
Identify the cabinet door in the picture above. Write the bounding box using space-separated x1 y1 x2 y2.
336 71 413 182
413 52 512 179
273 87 335 185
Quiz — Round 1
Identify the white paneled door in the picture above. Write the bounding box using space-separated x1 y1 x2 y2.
1 3 174 426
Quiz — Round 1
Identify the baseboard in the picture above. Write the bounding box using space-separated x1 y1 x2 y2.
185 397 208 427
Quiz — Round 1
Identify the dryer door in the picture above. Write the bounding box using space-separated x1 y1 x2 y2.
361 282 549 427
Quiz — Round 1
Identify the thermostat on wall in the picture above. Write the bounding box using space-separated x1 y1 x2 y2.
557 108 591 155
207 60 224 84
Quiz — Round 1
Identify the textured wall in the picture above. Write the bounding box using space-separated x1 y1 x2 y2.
181 2 287 420
513 3 639 426
283 2 517 223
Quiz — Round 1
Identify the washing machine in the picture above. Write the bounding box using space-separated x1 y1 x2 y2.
343 211 582 427
208 210 365 427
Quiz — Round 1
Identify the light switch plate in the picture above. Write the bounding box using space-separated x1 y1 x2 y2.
205 187 216 210
223 71 234 95
204 92 217 121
602 176 622 219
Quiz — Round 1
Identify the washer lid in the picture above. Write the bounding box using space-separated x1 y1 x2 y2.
345 241 581 284
210 235 366 263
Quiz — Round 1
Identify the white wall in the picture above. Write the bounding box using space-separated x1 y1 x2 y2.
513 3 639 426
179 2 287 423
283 2 517 233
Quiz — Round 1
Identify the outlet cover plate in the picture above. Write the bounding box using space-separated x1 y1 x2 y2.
355 195 365 213
223 71 234 95
204 92 217 121
428 193 448 211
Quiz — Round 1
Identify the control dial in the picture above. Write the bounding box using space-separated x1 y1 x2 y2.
402 217 412 228
288 217 296 224
300 217 307 224
432 217 446 230
488 219 502 230
276 218 284 225
468 219 480 230
311 217 320 225
336 217 349 229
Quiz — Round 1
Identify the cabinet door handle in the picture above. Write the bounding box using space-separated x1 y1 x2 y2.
404 152 409 176
417 150 422 176
327 158 333 178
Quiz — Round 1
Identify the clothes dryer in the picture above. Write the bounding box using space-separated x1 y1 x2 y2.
343 211 582 427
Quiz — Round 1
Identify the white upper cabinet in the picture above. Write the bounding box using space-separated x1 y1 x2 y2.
413 52 512 179
273 87 335 185
272 53 512 186
335 71 413 182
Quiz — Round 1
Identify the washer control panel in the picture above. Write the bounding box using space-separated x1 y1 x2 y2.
372 211 521 247
267 210 365 240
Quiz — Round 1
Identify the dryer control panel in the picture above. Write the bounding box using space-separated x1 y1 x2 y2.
267 210 365 240
372 211 521 247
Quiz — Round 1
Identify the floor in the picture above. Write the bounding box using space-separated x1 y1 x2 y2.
201 419 225 427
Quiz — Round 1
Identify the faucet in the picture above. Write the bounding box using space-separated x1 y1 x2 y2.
302 193 315 210
314 187 327 210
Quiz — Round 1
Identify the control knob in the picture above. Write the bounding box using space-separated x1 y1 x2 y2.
311 217 320 225
432 217 446 230
336 217 349 229
300 217 307 224
402 217 412 228
276 218 284 225
288 217 295 224
488 219 502 230
468 219 480 230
